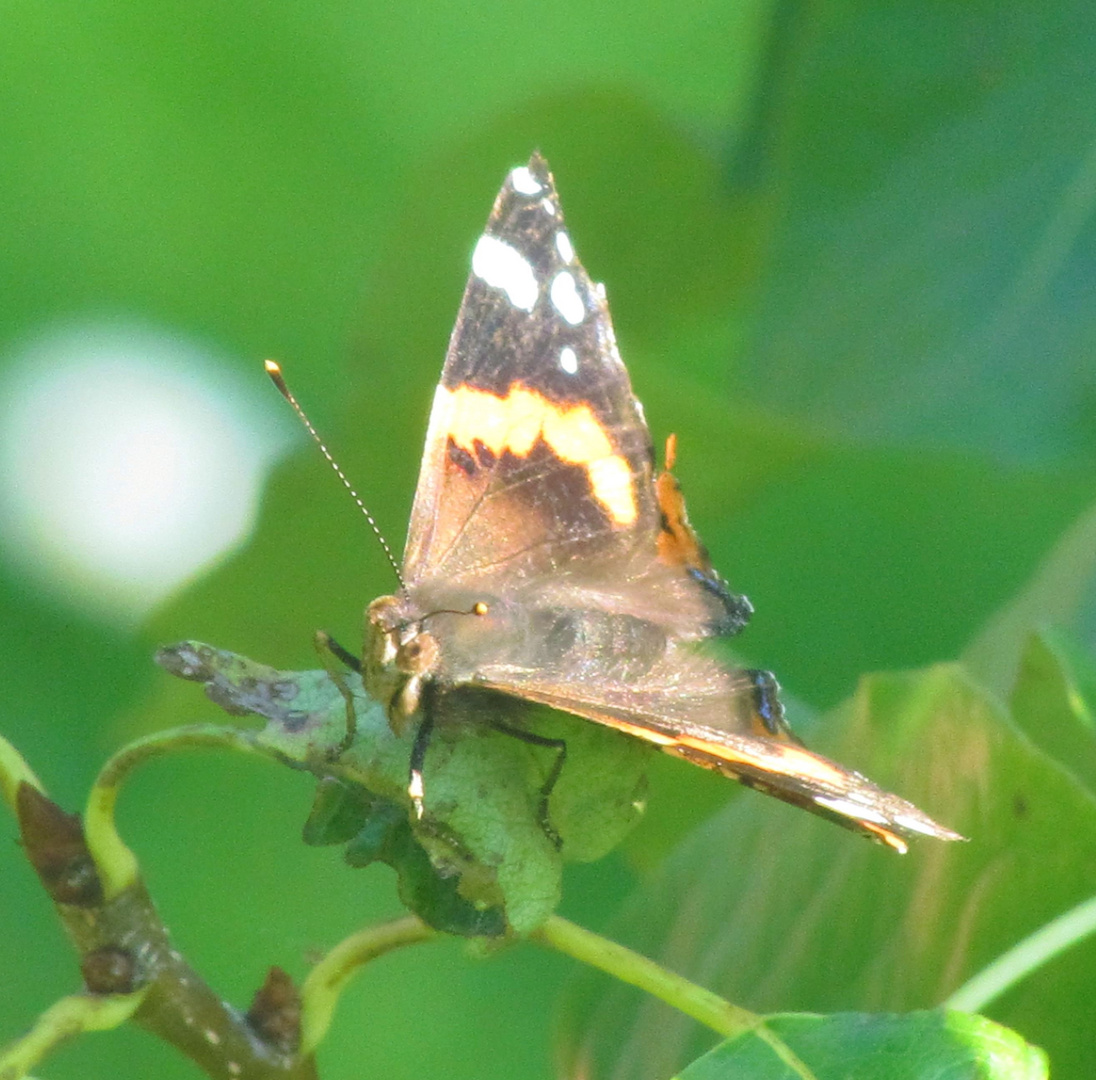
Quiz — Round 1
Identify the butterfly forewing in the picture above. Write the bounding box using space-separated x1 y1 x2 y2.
403 155 659 588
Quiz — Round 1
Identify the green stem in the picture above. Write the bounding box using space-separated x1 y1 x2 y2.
0 733 45 811
0 990 147 1079
532 917 818 1080
945 893 1096 1013
533 914 756 1037
85 725 263 899
299 916 436 1055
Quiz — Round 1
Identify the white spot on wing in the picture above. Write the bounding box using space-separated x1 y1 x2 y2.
510 166 543 195
472 235 538 312
555 231 574 263
559 346 578 374
550 270 585 325
541 198 557 216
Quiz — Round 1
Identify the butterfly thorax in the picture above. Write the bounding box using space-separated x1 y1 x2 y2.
365 579 687 735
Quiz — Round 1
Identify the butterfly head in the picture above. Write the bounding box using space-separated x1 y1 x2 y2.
365 591 501 733
363 594 434 732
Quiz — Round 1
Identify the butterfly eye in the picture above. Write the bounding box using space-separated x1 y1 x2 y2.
396 631 439 676
472 601 489 616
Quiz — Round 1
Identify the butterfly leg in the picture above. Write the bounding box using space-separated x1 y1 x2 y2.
488 720 567 851
408 709 436 820
318 632 362 673
314 630 361 758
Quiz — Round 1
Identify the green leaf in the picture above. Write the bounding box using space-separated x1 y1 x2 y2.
301 777 374 847
1009 630 1096 797
564 664 1096 1079
345 800 507 938
741 4 1096 467
964 503 1096 699
157 641 648 936
678 1011 1047 1080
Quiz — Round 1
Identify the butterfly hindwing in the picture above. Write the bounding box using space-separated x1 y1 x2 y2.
474 659 961 851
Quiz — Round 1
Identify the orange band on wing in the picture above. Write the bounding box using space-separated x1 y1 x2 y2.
440 383 637 525
673 735 851 787
857 822 908 853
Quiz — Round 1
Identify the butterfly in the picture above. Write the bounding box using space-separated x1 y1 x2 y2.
274 153 961 854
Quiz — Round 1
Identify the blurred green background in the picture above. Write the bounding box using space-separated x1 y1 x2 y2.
3 2 1096 1078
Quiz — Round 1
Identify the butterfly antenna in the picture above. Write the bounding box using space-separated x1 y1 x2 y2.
265 360 406 592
